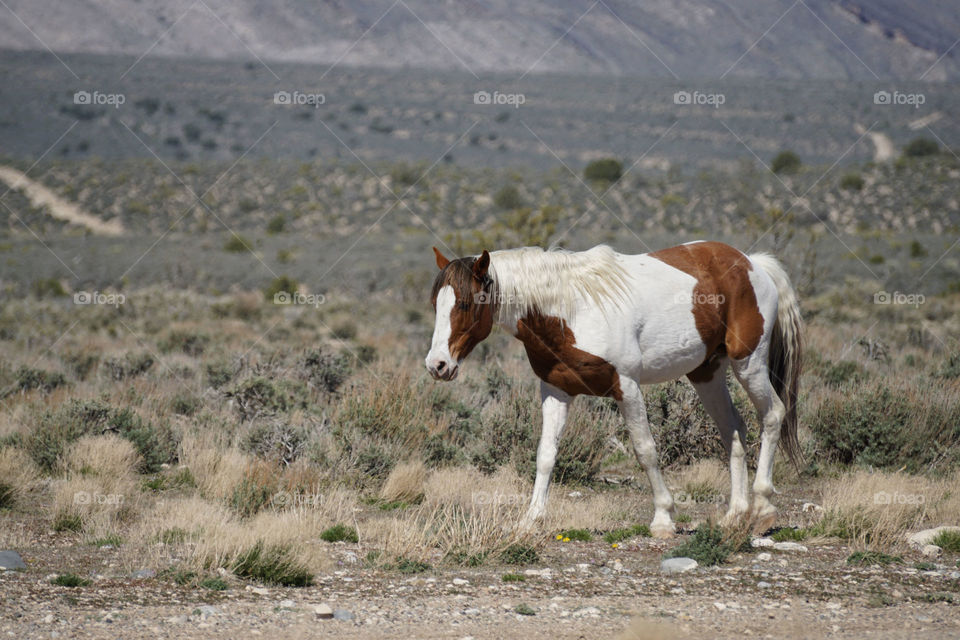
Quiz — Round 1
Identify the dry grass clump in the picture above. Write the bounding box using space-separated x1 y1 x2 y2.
671 459 729 502
817 469 960 550
0 445 40 508
363 466 535 564
379 460 426 504
51 435 142 537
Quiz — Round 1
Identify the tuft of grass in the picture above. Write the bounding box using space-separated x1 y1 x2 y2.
500 544 539 565
514 603 536 616
379 460 426 505
664 523 745 566
932 530 960 553
54 513 83 532
846 551 902 566
223 233 253 253
320 524 359 543
51 573 91 587
603 524 651 545
557 528 593 542
90 534 123 547
501 572 526 582
771 528 808 542
394 557 431 574
771 150 801 174
199 577 229 591
914 562 936 571
583 158 622 183
231 541 313 587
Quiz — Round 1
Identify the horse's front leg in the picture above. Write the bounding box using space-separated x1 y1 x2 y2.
520 382 570 530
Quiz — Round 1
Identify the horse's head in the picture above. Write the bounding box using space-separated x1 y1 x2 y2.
425 247 495 381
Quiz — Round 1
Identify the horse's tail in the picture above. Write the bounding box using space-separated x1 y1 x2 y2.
749 253 803 468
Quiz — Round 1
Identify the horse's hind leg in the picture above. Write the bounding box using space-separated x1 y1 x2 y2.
688 361 750 524
617 377 675 538
730 351 785 533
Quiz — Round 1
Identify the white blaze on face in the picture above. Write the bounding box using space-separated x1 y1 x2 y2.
425 285 457 377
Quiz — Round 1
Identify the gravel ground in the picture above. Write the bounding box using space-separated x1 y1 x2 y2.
3 530 959 640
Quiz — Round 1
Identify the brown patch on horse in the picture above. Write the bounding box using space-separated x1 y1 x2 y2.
515 312 623 401
430 250 495 361
651 242 764 379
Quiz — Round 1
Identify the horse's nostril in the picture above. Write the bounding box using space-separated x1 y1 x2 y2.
436 361 446 372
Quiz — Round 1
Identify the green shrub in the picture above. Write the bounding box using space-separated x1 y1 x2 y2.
331 322 357 340
603 524 651 544
266 214 285 234
27 399 178 473
583 158 623 182
500 544 539 565
200 577 228 590
102 352 154 380
935 353 960 380
839 172 864 191
54 513 83 532
771 527 807 542
933 530 960 553
664 523 744 566
846 550 901 566
31 278 67 298
228 377 302 420
501 572 525 582
230 475 275 518
264 275 298 302
159 329 209 356
205 361 235 388
171 392 201 416
242 422 307 466
493 185 524 210
389 163 424 188
302 348 350 393
232 541 313 586
90 534 123 547
771 150 801 174
14 366 66 393
557 528 593 542
810 382 960 471
902 137 938 158
63 352 99 380
394 557 431 574
320 523 359 543
823 360 865 387
50 573 91 587
514 603 536 616
223 233 253 253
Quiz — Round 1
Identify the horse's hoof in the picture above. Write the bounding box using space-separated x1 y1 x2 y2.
650 524 675 539
752 511 777 535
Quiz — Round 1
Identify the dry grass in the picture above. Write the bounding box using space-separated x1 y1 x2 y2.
817 469 960 550
379 460 427 503
0 445 40 507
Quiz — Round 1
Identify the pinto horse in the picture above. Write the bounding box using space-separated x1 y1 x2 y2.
425 241 802 537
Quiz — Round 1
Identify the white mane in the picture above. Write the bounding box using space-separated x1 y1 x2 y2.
487 245 631 322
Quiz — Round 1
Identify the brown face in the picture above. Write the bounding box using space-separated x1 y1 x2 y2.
424 247 495 380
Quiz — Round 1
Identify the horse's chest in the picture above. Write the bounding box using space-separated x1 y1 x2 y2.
515 313 623 401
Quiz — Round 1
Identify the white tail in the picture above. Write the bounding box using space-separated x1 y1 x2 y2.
749 253 804 466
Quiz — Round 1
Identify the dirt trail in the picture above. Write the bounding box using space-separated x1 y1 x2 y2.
854 124 895 162
0 165 124 235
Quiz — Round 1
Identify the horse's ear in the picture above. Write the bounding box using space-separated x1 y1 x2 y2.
433 247 451 270
472 250 490 280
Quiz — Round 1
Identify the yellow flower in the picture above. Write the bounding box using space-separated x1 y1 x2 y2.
611 543 619 549
563 537 571 543
556 534 563 540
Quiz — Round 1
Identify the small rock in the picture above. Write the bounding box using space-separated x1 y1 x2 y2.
756 552 772 562
906 526 960 549
611 560 625 573
279 599 295 609
452 578 469 586
773 542 807 552
462 608 480 616
0 551 27 571
661 557 698 573
333 609 354 621
670 587 686 595
802 502 823 513
42 614 55 624
573 606 601 617
343 552 359 564
713 602 726 611
751 538 775 548
567 491 583 498
757 581 772 589
921 544 942 558
315 603 334 619
247 586 270 596
131 569 156 579
197 605 217 619
949 571 960 580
